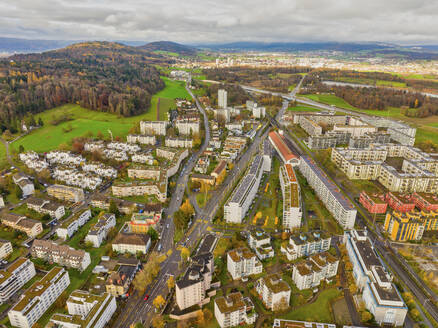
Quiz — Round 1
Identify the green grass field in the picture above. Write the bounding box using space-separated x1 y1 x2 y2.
301 94 360 111
280 288 341 322
287 105 321 112
11 77 191 153
0 142 7 168
332 77 407 88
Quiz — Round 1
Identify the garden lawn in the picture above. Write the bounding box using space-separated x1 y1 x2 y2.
280 288 342 322
11 77 191 153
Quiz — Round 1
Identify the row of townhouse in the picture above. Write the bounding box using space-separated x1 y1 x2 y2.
248 230 274 260
1 213 43 237
131 151 155 165
85 213 116 247
49 290 117 328
46 151 84 166
8 267 70 328
90 195 137 215
127 134 156 145
82 162 117 178
344 229 407 326
214 292 257 328
220 135 247 162
19 151 49 172
102 149 129 162
292 252 339 290
280 231 331 261
26 197 65 219
47 184 84 203
279 163 302 229
12 173 34 197
227 248 263 280
31 239 91 271
0 258 36 304
224 155 267 223
52 167 103 190
56 209 92 240
331 144 438 193
107 141 141 153
383 209 438 242
299 156 357 229
0 239 12 259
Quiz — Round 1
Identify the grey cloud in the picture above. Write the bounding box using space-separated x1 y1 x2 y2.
0 0 437 44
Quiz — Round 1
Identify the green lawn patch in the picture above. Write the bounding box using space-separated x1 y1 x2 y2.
300 94 360 111
0 142 7 169
287 105 321 112
280 288 341 322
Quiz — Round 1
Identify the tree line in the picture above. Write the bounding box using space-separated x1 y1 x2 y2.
0 42 171 133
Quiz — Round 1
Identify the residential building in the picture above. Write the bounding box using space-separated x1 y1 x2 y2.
165 137 193 148
385 192 415 213
26 197 65 219
8 267 70 328
256 273 291 311
175 252 214 310
411 192 438 211
280 231 331 261
299 156 357 229
85 213 116 247
0 196 4 208
272 319 337 328
211 160 227 185
56 209 92 240
0 258 36 304
12 173 34 197
359 192 387 214
248 230 274 260
90 195 136 215
344 229 407 326
105 262 139 297
175 118 200 135
268 131 299 166
127 134 156 145
128 204 162 233
224 155 265 223
279 163 302 229
47 185 85 203
112 233 151 255
218 89 227 109
191 173 215 186
214 292 257 328
31 240 91 271
227 248 262 280
1 213 43 237
139 120 167 135
112 181 167 202
292 252 339 290
0 239 13 259
50 291 116 328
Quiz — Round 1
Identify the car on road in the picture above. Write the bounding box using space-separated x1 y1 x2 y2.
143 294 149 301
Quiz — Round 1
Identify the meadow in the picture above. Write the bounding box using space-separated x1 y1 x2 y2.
0 142 6 168
287 105 321 112
11 76 191 153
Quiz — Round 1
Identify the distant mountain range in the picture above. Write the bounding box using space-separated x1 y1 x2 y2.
1 37 438 60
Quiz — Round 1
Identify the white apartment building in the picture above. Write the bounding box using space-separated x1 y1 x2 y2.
56 209 92 240
0 258 36 304
218 89 227 109
112 181 167 202
0 239 13 259
344 230 408 326
52 167 103 190
107 142 140 153
112 233 151 255
280 231 331 261
102 149 128 162
292 252 339 290
360 116 416 146
19 151 49 172
299 155 357 229
175 119 200 135
214 292 257 328
272 319 337 328
256 273 291 311
46 151 85 166
224 155 265 223
175 253 214 310
140 120 168 135
0 195 4 209
26 197 65 219
85 213 116 247
8 267 70 328
131 151 154 165
165 137 193 148
12 173 34 197
279 164 302 229
47 184 85 203
227 248 263 280
31 240 91 271
248 230 274 260
50 290 117 328
82 162 117 178
127 134 156 145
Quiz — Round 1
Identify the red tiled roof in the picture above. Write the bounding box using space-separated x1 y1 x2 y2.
269 131 297 162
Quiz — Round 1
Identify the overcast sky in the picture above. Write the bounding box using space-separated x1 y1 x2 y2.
1 0 437 44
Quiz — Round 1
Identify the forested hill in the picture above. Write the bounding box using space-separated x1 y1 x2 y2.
138 41 197 56
0 41 171 133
